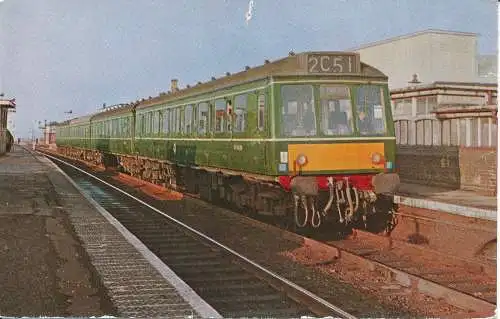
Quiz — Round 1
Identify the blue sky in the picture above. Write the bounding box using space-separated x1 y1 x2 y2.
0 0 498 137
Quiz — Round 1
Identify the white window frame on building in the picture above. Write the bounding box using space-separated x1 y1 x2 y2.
391 82 497 148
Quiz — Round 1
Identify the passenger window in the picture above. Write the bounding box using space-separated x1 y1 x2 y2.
214 99 226 133
234 95 247 133
184 104 193 134
146 113 151 134
152 111 159 134
257 94 265 131
178 107 185 133
138 115 142 135
174 108 181 133
169 109 175 133
124 117 130 136
319 85 353 136
198 102 209 134
162 109 170 133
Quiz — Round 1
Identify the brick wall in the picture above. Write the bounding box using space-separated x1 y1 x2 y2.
396 145 497 196
458 147 497 196
396 145 461 189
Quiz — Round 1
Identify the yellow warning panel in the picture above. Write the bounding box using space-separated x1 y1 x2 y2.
287 142 385 172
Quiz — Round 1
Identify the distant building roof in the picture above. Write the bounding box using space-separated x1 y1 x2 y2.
432 104 497 119
0 98 15 108
391 81 497 94
348 29 478 51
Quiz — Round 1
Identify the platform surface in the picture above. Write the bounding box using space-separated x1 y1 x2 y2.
396 182 497 221
0 146 219 318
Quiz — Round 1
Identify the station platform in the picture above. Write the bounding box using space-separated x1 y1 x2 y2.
0 146 220 318
395 182 497 221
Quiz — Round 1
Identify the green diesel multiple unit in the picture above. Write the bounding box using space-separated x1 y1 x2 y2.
55 51 400 232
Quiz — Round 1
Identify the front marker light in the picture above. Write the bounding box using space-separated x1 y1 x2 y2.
371 152 383 164
296 154 308 167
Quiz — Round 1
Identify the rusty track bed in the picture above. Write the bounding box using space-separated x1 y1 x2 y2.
42 150 356 319
391 205 497 263
326 229 496 312
39 148 496 317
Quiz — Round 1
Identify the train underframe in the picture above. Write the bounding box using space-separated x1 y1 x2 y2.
56 145 400 235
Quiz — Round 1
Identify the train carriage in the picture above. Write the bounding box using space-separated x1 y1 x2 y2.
55 115 94 160
69 115 93 149
134 76 271 172
91 104 135 155
54 51 400 234
54 119 71 147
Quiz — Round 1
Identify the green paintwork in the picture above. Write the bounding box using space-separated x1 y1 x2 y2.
54 51 397 179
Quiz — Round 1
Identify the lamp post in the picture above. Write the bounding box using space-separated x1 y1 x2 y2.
31 120 41 150
38 120 46 145
31 121 35 150
28 128 34 149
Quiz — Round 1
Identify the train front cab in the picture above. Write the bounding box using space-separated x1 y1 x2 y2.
271 81 400 231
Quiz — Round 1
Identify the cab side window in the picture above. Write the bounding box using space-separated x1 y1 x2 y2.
257 94 265 132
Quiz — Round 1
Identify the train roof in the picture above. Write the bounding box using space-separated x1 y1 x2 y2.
69 113 94 125
54 119 71 127
91 103 135 121
137 51 388 110
50 51 388 122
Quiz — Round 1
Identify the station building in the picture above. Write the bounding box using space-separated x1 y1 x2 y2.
350 29 496 89
350 29 498 195
0 98 16 155
350 29 497 147
40 122 57 149
6 109 16 140
391 81 497 148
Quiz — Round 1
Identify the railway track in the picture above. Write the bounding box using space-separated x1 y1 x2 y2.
42 151 356 319
38 148 496 317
